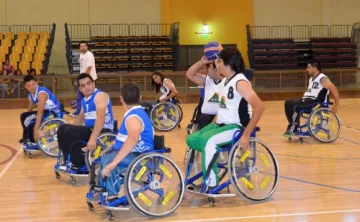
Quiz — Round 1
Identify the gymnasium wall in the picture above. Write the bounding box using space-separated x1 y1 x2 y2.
254 0 360 26
0 0 161 70
161 0 253 67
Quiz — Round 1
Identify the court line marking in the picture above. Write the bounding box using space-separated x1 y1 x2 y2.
0 147 20 180
274 153 360 160
341 125 360 132
0 144 17 165
339 137 360 145
279 175 360 193
169 209 360 222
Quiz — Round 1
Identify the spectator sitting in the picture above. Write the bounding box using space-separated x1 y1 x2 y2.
1 69 10 98
2 60 14 74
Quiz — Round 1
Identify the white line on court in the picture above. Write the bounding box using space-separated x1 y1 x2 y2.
169 208 360 222
0 126 22 129
341 125 360 133
0 148 21 180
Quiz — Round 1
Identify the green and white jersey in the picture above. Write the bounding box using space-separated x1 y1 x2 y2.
201 74 223 115
216 73 252 126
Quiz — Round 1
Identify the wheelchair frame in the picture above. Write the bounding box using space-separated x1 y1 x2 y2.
289 101 341 143
149 100 183 132
85 135 184 220
54 123 119 185
184 126 279 206
23 109 70 158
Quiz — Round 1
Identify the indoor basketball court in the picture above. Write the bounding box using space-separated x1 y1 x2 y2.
0 0 360 221
1 98 360 221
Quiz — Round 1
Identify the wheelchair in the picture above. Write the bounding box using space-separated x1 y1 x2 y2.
287 101 341 143
54 122 118 185
147 99 183 132
85 135 184 220
22 105 71 158
184 126 279 206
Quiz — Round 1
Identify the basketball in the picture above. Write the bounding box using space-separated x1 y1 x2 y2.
204 41 223 61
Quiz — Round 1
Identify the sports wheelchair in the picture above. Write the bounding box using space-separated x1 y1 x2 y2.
143 99 183 132
184 126 279 206
54 122 118 185
22 105 71 158
288 101 341 143
85 135 185 220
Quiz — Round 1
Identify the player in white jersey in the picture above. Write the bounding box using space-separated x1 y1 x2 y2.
186 48 265 190
140 71 179 115
186 43 224 130
283 60 340 137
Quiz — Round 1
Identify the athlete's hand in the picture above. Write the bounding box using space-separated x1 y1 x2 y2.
86 139 97 152
331 104 339 114
239 135 250 152
160 99 166 104
33 129 40 141
200 56 211 65
102 163 115 177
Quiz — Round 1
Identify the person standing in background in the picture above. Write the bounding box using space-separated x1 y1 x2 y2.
72 40 97 117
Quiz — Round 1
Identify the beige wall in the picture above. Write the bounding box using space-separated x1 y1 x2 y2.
0 0 161 71
254 0 360 26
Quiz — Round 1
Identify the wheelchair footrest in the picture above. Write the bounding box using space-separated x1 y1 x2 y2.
91 185 107 193
103 206 130 211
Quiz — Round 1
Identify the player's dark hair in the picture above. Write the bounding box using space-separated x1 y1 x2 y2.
120 82 140 105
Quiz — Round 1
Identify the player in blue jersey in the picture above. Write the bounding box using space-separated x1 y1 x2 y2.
97 82 154 200
20 75 62 145
57 73 115 170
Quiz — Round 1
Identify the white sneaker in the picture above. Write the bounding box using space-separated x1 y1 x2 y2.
59 165 67 171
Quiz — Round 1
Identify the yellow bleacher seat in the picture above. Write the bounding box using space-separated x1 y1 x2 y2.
29 32 39 39
33 53 45 62
36 45 46 54
15 38 25 47
11 45 22 54
9 52 20 62
17 32 28 39
22 52 33 62
5 32 14 40
26 38 37 47
38 38 48 47
24 45 35 54
19 60 30 74
0 53 6 63
32 60 43 71
39 32 50 39
1 38 12 47
10 60 18 70
0 45 9 55
0 33 3 41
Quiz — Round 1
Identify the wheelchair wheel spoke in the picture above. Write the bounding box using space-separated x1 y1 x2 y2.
125 153 184 218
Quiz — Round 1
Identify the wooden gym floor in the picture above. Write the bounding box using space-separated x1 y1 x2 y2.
1 99 360 221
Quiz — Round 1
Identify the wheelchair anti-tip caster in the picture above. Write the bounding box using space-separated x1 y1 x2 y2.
87 202 94 211
70 176 76 185
106 210 114 221
55 172 61 179
208 197 215 207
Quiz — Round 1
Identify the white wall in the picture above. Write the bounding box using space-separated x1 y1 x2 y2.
254 0 360 26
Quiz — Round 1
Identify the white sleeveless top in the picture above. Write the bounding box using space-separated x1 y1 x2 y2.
201 75 223 115
216 73 252 126
302 73 330 103
159 78 175 100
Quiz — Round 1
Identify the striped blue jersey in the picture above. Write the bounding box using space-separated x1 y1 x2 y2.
29 86 61 113
113 106 154 153
81 88 114 130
